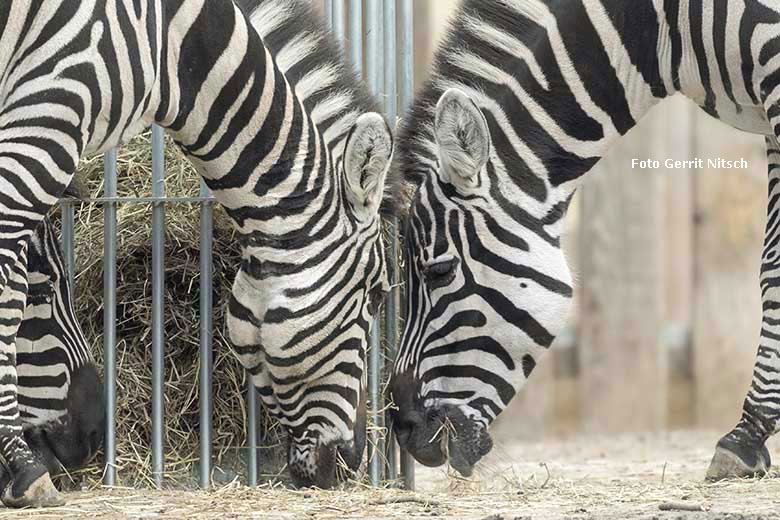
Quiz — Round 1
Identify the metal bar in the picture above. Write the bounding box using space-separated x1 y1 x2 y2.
383 0 399 484
366 0 384 487
199 179 214 488
398 0 415 491
384 1 397 125
348 0 363 76
368 320 382 485
332 0 345 43
324 0 333 28
399 0 414 110
60 196 215 204
103 148 118 487
366 0 385 102
151 125 166 488
61 201 75 289
376 1 385 102
246 380 259 486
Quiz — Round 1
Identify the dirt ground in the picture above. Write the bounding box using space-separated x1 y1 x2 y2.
7 431 780 519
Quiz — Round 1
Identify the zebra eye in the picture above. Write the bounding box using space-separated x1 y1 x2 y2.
424 257 459 289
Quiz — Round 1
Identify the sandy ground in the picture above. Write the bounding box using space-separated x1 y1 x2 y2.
6 430 780 519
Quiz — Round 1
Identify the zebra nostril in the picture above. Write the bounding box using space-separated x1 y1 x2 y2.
394 410 423 446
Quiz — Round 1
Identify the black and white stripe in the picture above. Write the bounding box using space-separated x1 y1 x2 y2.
235 0 397 486
390 0 780 479
16 217 93 427
11 215 104 487
0 0 396 500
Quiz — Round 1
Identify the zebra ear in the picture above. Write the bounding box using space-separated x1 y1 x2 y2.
343 112 394 218
434 88 490 189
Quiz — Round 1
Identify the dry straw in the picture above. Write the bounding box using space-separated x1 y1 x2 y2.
52 130 396 490
55 131 289 489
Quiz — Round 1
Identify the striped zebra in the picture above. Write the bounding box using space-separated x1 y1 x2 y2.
0 0 395 505
237 0 395 487
5 213 103 499
0 209 102 507
390 0 780 480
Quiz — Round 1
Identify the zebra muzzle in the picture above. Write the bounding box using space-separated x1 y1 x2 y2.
288 438 361 489
439 406 493 477
390 368 493 474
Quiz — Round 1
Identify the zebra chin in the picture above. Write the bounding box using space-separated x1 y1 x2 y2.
288 438 360 489
390 369 493 477
287 388 367 489
22 363 105 481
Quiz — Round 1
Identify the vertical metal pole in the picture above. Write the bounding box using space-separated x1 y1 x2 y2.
324 0 333 28
332 0 345 43
366 0 384 486
246 381 259 486
103 148 118 487
348 0 363 75
399 0 413 126
347 0 374 485
61 200 75 289
399 0 413 141
383 0 399 483
398 0 415 490
367 0 385 99
151 125 166 488
383 1 397 125
199 179 214 488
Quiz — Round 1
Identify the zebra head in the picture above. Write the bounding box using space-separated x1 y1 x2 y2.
390 88 573 476
17 217 105 476
227 112 394 488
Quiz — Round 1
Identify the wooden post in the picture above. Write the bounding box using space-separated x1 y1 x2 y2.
662 97 696 429
578 104 668 434
691 113 766 430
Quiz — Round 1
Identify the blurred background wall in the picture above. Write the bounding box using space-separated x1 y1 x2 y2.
406 1 769 440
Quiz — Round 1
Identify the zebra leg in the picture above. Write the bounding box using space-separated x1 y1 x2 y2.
706 135 780 481
0 243 62 507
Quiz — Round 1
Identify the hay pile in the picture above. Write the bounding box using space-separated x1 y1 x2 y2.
58 131 287 488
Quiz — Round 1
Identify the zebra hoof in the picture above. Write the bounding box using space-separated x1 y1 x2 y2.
1 467 64 508
705 435 771 481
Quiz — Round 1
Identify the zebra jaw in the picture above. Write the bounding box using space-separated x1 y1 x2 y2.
390 370 493 476
287 388 367 489
287 438 362 489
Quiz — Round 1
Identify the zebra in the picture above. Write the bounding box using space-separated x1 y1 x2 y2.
0 0 396 505
0 190 103 507
389 0 780 480
235 0 396 487
3 212 104 501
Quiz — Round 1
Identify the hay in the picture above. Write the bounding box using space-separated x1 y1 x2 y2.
50 129 396 490
55 131 288 488
6 456 780 519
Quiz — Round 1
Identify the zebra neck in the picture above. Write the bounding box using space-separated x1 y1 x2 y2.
156 0 330 238
400 1 677 209
512 0 676 229
533 0 672 173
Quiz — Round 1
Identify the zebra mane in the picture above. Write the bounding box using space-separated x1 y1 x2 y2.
238 0 402 217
